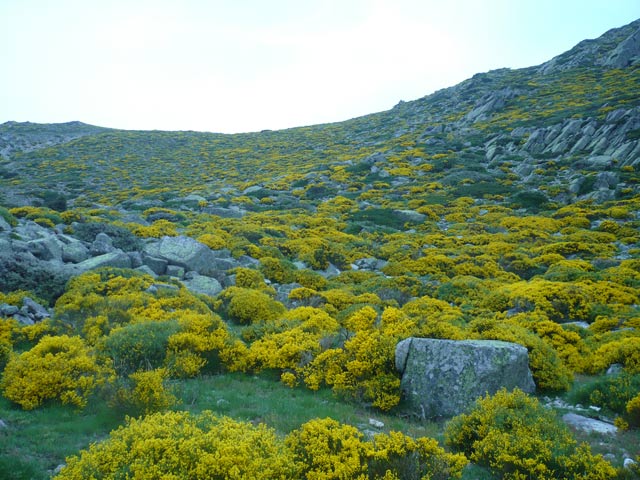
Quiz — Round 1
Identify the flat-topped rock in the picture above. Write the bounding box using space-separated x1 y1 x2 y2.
396 338 535 418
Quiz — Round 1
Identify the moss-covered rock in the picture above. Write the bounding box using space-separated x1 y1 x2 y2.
396 338 535 418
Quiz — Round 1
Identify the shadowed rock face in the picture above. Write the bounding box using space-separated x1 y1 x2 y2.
396 338 535 419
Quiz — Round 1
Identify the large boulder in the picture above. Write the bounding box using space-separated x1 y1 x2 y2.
144 236 218 276
396 338 535 418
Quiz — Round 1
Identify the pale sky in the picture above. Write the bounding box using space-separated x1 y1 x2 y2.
1 0 639 133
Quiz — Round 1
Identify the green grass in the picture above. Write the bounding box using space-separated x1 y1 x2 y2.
0 372 446 479
0 397 123 479
175 371 442 438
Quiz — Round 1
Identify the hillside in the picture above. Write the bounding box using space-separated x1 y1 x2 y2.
0 18 640 480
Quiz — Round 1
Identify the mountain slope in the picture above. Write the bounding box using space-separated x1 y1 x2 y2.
1 20 639 214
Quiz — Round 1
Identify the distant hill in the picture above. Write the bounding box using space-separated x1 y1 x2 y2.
1 19 639 212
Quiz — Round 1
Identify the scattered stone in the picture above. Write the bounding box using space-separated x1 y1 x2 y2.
22 297 50 320
562 413 617 434
142 255 168 275
135 265 158 277
145 283 180 295
61 241 89 263
144 236 219 276
75 250 132 272
27 237 62 261
606 364 624 376
13 313 34 325
318 263 340 278
0 419 7 429
368 418 384 429
128 251 143 268
182 273 222 297
624 457 637 470
90 232 115 255
0 303 19 316
166 265 185 278
396 338 535 418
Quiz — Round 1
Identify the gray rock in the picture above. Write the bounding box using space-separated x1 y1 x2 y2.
624 458 637 470
146 283 180 295
144 236 219 276
75 250 132 272
368 418 384 429
606 363 624 376
181 273 222 297
318 263 341 278
0 216 11 232
135 265 158 278
22 297 50 320
0 303 19 316
90 232 115 255
563 321 590 329
394 210 427 224
142 255 168 275
166 265 185 278
202 206 245 218
562 413 617 434
128 251 143 268
606 25 640 68
243 185 263 195
27 236 62 261
396 338 535 418
13 313 34 325
61 241 89 263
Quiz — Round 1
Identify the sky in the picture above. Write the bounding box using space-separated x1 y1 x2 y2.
1 1 639 134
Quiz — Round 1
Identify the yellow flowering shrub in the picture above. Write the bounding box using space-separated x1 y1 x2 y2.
589 336 640 374
197 232 227 249
401 296 465 340
627 393 640 427
218 286 286 325
234 267 269 290
368 430 467 480
247 307 339 377
55 411 299 480
445 388 616 479
128 219 179 238
115 368 177 415
304 307 414 410
286 418 370 480
1 335 112 410
259 256 296 284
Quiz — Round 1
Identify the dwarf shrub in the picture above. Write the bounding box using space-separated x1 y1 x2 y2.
1 335 112 410
55 411 298 479
98 320 181 375
286 418 370 479
368 430 467 480
445 388 616 479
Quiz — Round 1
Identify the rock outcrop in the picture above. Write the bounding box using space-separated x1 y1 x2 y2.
396 338 535 418
144 236 219 276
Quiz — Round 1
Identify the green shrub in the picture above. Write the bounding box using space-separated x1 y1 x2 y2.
98 320 181 375
568 372 640 419
0 206 18 227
